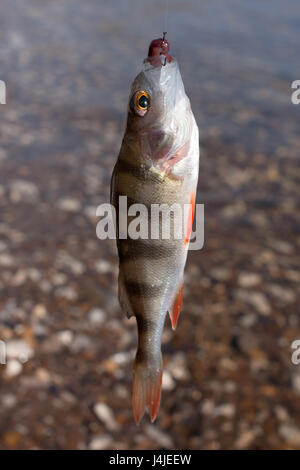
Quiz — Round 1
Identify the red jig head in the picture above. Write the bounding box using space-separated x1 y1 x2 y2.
147 32 173 66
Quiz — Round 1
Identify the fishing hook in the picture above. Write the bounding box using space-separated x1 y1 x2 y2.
162 32 167 65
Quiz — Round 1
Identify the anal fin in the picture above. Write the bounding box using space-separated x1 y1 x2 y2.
168 282 184 330
185 192 196 245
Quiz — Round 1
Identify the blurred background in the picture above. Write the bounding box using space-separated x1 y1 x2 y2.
0 0 299 450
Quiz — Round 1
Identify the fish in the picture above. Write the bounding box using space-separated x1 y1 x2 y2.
111 35 199 424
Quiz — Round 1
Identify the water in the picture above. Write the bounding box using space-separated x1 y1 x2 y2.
1 0 299 106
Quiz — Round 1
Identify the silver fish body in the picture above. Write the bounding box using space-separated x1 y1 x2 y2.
111 40 199 423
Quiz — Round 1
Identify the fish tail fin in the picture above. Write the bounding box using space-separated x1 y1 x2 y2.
132 352 162 425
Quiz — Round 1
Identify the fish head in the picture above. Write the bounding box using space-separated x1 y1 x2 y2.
125 47 194 166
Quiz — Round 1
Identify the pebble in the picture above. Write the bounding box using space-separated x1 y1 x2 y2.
56 251 85 275
57 198 81 212
51 272 68 286
93 403 120 431
32 304 47 319
267 284 296 305
145 425 174 449
219 357 237 371
10 179 39 203
285 270 300 282
39 280 52 293
275 406 290 422
5 359 23 377
28 268 41 282
238 272 261 288
94 259 112 274
11 269 27 286
88 434 113 450
6 339 34 362
0 253 14 267
110 352 130 365
162 370 175 391
84 206 98 219
2 394 17 408
240 313 257 328
55 286 78 301
167 352 190 380
56 330 74 346
271 241 294 254
210 267 231 281
214 403 236 418
234 430 256 449
69 334 92 353
201 399 214 416
279 424 300 446
88 308 105 326
33 324 48 338
250 356 269 372
35 368 51 384
235 289 271 316
224 381 237 393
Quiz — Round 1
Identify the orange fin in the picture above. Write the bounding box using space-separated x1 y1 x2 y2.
185 192 196 245
132 362 162 425
169 282 184 330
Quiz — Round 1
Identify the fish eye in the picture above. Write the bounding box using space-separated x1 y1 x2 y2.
130 90 150 116
137 94 149 109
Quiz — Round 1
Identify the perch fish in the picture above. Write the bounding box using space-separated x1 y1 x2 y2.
111 35 200 423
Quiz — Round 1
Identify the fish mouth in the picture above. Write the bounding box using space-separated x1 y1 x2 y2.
147 34 173 67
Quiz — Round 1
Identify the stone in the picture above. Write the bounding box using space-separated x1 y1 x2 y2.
88 308 105 326
238 272 261 288
145 425 174 449
57 198 81 212
88 434 113 450
6 339 34 362
93 403 120 431
5 359 23 377
279 424 300 446
10 179 39 203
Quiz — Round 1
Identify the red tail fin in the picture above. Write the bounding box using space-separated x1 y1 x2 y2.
132 359 162 425
169 282 184 330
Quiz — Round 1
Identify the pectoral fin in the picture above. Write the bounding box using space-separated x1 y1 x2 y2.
118 272 134 318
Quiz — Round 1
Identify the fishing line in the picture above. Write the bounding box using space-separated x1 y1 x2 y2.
164 0 169 35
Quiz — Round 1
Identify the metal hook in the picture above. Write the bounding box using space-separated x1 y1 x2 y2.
162 32 167 65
